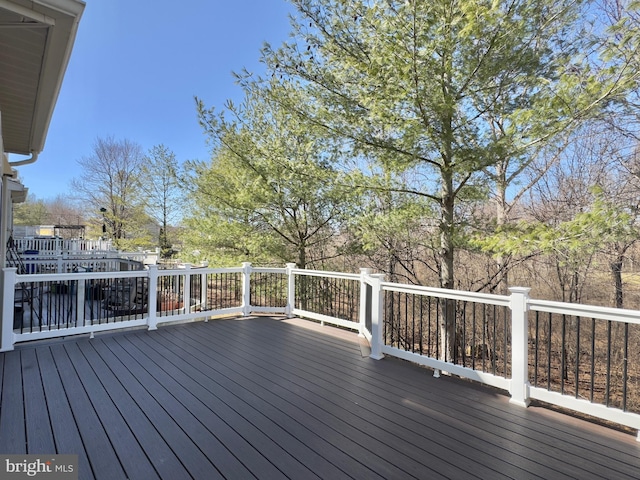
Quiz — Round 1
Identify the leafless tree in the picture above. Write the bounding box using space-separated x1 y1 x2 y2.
71 136 150 248
43 195 85 226
139 145 183 259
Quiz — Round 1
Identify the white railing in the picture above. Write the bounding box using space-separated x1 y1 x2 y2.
362 274 640 439
10 239 159 266
117 249 160 265
288 267 363 331
1 263 639 439
526 297 640 435
13 256 142 274
10 250 161 274
1 263 286 348
11 238 114 255
369 279 513 393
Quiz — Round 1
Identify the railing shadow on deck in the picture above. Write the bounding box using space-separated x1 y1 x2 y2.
2 261 640 439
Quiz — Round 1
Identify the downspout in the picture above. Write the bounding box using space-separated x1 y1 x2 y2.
9 151 39 167
2 151 39 266
0 174 10 269
0 108 6 270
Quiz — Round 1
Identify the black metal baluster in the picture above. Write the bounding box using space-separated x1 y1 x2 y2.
590 318 596 403
623 322 629 411
472 302 477 371
606 320 612 407
534 311 540 387
503 305 507 376
546 312 552 391
492 304 497 376
575 316 581 399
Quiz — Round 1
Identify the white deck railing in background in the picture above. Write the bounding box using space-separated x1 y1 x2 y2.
14 256 143 274
118 249 160 265
11 237 114 255
1 263 639 439
10 251 160 274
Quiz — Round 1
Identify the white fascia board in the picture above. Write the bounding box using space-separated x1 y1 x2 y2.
33 0 86 17
28 0 85 154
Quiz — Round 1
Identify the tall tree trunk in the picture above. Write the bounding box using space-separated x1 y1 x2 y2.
611 256 624 308
438 32 457 361
297 239 306 270
439 166 456 361
495 161 509 295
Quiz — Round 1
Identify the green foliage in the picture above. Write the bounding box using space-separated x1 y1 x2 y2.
245 0 616 288
13 196 47 226
356 198 429 253
184 87 357 268
474 195 636 266
180 214 281 266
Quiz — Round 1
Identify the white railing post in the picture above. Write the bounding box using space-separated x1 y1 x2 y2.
359 268 372 337
369 273 386 360
57 255 63 273
76 276 85 325
1 268 17 351
200 269 208 318
183 264 191 314
147 265 159 330
241 262 252 317
285 263 297 318
509 286 531 407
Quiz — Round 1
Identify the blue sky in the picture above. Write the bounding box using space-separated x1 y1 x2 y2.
14 0 294 200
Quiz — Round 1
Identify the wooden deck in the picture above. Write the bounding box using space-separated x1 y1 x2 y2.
1 316 639 479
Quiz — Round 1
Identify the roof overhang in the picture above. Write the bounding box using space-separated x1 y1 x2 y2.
7 175 27 202
0 0 85 156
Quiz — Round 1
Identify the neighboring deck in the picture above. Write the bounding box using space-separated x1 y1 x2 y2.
1 317 639 480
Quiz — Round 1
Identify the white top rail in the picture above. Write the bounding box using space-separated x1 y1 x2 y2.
252 267 287 274
11 265 249 284
529 298 640 325
381 282 512 307
12 238 115 254
290 268 361 281
160 266 244 274
14 269 149 283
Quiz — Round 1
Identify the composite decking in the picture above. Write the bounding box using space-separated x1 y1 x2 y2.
0 316 639 479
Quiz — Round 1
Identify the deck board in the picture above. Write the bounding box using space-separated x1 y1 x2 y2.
116 333 321 480
163 326 423 479
0 351 25 454
107 334 290 479
185 321 505 479
212 319 583 479
1 316 640 479
35 347 93 480
254 319 639 477
21 348 56 454
49 343 129 480
87 338 246 479
65 341 183 480
208 320 538 479
138 327 370 479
